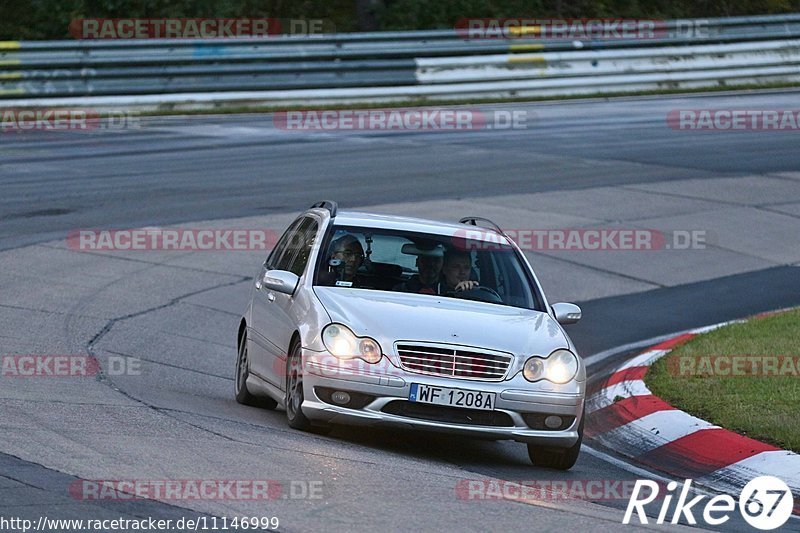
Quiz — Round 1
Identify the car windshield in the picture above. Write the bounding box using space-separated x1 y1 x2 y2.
314 225 541 311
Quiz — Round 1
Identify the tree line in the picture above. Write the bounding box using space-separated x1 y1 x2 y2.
1 0 797 40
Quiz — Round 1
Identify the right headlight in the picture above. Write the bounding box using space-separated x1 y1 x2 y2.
322 323 382 364
523 349 578 384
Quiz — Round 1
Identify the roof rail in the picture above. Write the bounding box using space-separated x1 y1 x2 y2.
459 217 506 236
310 200 338 218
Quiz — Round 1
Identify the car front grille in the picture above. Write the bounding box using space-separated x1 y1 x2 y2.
395 343 512 381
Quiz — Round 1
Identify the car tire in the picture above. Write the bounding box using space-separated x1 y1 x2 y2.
235 332 277 410
285 338 313 431
527 410 584 470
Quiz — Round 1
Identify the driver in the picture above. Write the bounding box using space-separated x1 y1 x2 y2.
442 249 479 293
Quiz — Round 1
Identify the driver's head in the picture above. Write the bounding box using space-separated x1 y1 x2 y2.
442 250 472 287
416 255 443 285
330 235 364 281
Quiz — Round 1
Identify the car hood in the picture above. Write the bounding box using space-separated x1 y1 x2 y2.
313 287 570 358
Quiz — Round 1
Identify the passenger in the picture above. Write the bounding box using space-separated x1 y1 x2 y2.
441 249 479 293
393 243 445 294
329 234 365 284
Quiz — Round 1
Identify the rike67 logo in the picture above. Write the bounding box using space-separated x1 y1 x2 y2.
624 477 794 530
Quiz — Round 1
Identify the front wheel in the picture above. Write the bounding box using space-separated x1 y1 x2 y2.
285 339 313 431
235 332 277 409
527 411 584 470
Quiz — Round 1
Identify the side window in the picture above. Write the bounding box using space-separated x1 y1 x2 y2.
482 251 504 295
492 251 533 308
286 219 319 277
267 219 303 270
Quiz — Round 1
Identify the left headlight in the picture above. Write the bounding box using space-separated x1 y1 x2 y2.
523 349 579 384
322 323 382 364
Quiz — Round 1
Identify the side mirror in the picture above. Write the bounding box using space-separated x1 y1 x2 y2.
552 303 581 325
259 270 299 295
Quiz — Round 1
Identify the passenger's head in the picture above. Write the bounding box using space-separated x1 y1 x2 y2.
407 241 444 285
330 235 364 281
442 250 473 287
416 255 444 285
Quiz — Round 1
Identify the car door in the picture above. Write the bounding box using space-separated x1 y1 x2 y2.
249 218 303 382
253 216 319 389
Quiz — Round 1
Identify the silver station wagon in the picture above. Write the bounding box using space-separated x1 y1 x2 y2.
236 201 586 469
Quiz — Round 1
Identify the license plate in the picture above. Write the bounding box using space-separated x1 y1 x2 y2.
409 383 495 411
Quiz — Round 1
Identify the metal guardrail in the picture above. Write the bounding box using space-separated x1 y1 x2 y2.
1 13 799 107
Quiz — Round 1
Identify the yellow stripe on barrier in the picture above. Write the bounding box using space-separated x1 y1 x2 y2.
0 88 25 95
0 72 22 80
0 41 21 50
508 25 542 37
509 43 545 52
0 59 21 66
508 55 546 65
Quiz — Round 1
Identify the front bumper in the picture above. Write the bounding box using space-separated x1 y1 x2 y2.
300 349 585 446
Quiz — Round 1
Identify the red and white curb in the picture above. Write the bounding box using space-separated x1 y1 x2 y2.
585 319 800 513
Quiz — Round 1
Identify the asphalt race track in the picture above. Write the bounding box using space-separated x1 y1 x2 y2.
2 90 800 531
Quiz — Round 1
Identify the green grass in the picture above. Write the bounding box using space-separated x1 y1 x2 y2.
646 309 800 453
